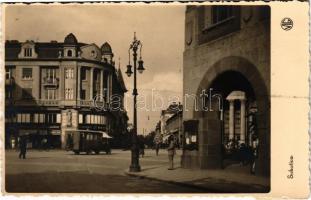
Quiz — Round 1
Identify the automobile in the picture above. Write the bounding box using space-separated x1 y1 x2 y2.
66 130 112 155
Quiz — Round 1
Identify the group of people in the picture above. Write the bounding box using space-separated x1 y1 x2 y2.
138 135 176 170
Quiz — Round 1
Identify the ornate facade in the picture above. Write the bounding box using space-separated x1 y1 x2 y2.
5 33 128 149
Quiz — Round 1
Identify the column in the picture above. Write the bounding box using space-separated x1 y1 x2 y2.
228 100 234 140
100 70 104 101
77 66 81 100
240 99 246 144
107 73 110 103
90 68 94 100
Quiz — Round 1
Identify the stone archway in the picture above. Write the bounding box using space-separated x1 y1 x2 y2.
193 56 270 176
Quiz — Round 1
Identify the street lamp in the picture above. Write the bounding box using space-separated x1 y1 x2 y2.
126 32 145 172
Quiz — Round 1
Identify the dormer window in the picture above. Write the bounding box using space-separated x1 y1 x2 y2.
18 41 37 59
24 48 32 57
67 50 72 57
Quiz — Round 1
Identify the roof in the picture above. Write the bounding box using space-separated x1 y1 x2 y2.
101 42 112 54
5 41 86 59
64 33 78 44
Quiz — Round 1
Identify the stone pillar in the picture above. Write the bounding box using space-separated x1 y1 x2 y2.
229 100 235 140
77 66 81 100
100 70 104 101
240 99 246 144
107 73 111 103
90 68 94 100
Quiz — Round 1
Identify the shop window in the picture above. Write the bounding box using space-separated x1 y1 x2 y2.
183 120 199 151
22 68 32 80
79 114 83 124
6 68 13 79
46 113 57 124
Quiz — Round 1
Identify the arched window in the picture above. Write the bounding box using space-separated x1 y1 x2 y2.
67 50 73 57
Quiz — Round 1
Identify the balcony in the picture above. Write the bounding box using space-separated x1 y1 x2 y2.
5 77 15 86
43 77 59 88
37 99 60 106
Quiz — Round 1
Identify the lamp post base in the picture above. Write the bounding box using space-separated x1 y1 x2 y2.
129 165 141 172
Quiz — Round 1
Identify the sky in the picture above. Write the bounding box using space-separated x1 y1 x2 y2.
5 4 185 135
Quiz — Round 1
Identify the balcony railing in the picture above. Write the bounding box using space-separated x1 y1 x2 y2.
43 77 59 88
5 77 15 86
37 99 60 106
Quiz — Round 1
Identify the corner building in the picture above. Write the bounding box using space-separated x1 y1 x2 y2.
182 6 270 176
5 33 128 149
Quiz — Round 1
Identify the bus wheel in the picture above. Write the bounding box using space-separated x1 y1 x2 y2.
74 151 80 155
95 150 99 154
86 151 91 155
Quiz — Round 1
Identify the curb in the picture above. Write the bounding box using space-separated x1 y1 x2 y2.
124 171 221 192
124 171 270 193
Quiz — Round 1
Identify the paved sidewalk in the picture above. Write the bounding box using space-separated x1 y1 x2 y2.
125 159 270 193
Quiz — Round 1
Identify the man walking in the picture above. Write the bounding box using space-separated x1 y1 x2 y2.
19 134 27 159
167 135 175 170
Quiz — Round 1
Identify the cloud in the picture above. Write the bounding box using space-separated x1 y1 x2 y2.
139 72 182 93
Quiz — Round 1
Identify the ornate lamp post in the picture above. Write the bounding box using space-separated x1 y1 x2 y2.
125 32 145 172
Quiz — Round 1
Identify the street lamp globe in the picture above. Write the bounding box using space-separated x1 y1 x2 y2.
137 59 145 74
126 64 133 77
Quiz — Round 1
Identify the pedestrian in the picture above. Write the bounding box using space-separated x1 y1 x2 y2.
139 138 145 158
155 143 160 156
19 134 27 159
167 135 175 170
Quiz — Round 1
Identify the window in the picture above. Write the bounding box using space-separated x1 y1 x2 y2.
65 88 74 100
39 114 45 123
22 88 33 99
67 50 72 57
81 89 86 100
198 6 240 44
24 48 32 57
81 68 87 80
5 68 12 79
45 68 57 82
56 114 61 123
45 89 56 100
22 68 32 79
212 6 233 24
46 113 57 124
65 68 74 79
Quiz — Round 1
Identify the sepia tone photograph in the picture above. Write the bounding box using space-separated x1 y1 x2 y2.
3 3 272 194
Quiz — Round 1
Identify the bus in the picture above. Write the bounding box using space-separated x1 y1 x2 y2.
66 130 112 155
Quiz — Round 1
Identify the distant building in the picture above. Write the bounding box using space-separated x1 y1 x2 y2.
5 33 128 149
165 109 182 147
160 102 182 141
182 6 270 176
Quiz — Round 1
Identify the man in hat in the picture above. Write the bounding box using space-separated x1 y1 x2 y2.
19 134 27 159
